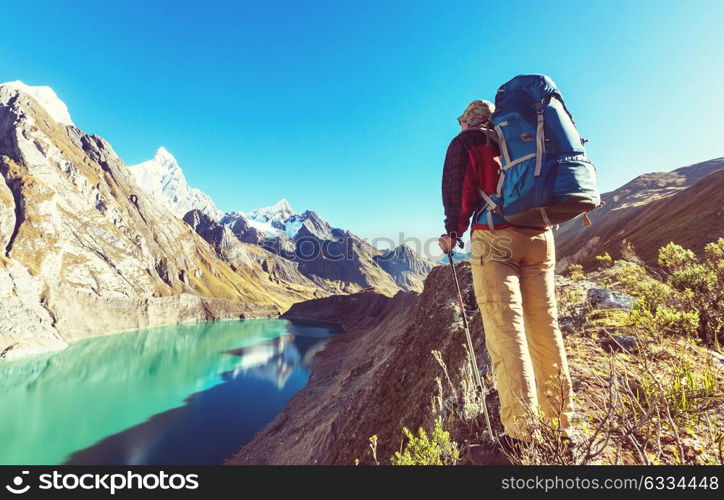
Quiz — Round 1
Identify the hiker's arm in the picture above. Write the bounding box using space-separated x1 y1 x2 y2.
441 136 468 241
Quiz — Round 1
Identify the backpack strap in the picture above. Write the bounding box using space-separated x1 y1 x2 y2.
500 153 537 171
495 152 536 197
486 126 499 147
539 207 552 226
534 101 546 176
477 188 500 231
493 121 511 166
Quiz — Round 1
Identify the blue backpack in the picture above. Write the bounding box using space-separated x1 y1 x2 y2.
478 74 600 229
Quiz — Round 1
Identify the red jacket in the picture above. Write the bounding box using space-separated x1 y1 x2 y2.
441 128 510 238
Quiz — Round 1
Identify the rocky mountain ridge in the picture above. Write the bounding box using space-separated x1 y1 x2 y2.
128 147 224 221
0 81 433 359
129 148 434 294
0 82 292 359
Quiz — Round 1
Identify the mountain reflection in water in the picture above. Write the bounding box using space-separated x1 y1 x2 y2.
226 333 330 389
0 319 335 465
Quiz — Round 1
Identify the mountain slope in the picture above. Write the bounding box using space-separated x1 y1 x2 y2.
183 209 323 302
375 244 434 291
229 259 723 465
129 149 433 294
0 83 286 359
128 147 223 221
555 158 723 269
228 264 483 465
557 167 724 269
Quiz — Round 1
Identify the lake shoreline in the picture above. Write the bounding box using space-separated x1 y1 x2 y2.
1 318 336 465
226 289 422 465
1 293 281 362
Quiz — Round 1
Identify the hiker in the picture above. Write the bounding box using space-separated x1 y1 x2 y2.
438 99 575 460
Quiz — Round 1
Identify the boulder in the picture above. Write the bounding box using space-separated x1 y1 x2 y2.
601 334 639 353
587 288 635 310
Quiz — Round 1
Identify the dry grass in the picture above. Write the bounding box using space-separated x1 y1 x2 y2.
390 241 723 466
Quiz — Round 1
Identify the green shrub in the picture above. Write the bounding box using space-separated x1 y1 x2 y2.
610 261 658 295
611 261 671 314
704 238 724 261
658 243 697 271
611 240 723 347
595 252 613 268
659 241 723 347
629 305 699 339
567 264 585 281
390 419 460 465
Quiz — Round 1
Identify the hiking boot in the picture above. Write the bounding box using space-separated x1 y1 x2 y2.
467 435 527 465
467 441 511 465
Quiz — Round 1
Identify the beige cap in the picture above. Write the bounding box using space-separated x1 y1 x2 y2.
458 99 495 126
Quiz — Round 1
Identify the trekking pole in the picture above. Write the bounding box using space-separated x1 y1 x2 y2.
447 250 495 441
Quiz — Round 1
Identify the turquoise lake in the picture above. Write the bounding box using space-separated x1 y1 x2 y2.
0 319 335 465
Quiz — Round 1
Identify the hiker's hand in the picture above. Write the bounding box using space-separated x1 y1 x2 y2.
438 235 456 255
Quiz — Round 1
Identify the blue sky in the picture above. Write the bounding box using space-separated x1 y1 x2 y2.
2 1 722 254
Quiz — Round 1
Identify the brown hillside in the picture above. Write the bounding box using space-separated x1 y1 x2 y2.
557 167 724 270
556 157 723 246
227 264 486 465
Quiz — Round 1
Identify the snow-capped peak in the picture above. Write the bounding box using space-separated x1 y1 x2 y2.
127 147 223 221
247 199 295 223
240 199 305 239
153 146 178 168
1 80 74 127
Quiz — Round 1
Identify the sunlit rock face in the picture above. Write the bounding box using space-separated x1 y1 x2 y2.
0 83 283 359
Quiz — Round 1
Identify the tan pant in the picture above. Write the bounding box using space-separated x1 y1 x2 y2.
470 227 573 441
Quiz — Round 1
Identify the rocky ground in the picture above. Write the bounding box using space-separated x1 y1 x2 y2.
228 262 482 465
228 260 723 465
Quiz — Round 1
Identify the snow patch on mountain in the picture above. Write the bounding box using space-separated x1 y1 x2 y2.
247 199 295 223
1 80 74 126
126 148 309 239
244 199 305 239
127 147 223 221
